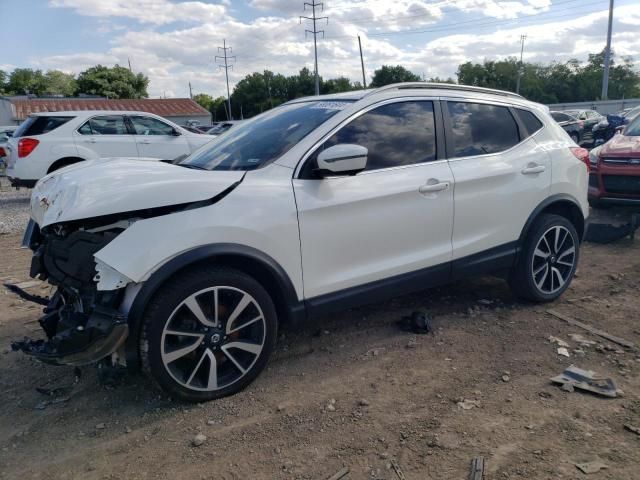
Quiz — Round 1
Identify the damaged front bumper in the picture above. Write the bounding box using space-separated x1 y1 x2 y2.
11 220 132 366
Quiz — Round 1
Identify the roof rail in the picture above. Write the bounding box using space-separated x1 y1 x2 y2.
365 82 524 100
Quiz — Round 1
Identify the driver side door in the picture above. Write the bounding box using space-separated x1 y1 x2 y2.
293 99 454 310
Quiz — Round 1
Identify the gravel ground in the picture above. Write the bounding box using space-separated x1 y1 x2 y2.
0 177 31 235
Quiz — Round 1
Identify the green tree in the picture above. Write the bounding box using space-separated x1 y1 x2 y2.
0 70 7 94
321 76 356 94
370 65 421 88
76 65 149 99
44 70 77 96
192 93 214 111
6 68 47 95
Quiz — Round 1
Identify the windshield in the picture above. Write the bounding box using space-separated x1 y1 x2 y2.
180 100 352 171
625 115 640 136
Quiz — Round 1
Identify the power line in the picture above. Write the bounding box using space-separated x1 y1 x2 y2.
325 0 608 39
215 38 235 120
300 1 328 96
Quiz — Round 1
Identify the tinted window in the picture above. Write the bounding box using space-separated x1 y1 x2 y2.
181 100 352 171
308 101 437 173
14 116 74 137
130 116 175 135
78 115 128 135
446 102 519 158
515 109 543 137
551 112 570 122
625 115 640 136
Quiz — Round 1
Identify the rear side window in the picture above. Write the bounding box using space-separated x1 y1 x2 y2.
78 115 128 135
515 109 544 137
446 102 519 158
14 116 74 137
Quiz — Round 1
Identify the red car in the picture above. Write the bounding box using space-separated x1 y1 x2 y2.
589 113 640 206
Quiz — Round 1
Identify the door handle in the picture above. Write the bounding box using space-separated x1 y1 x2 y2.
521 164 546 174
419 181 450 194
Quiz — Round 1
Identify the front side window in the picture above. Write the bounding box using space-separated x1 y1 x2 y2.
304 101 437 175
78 115 128 135
446 102 520 158
129 116 175 136
181 100 352 171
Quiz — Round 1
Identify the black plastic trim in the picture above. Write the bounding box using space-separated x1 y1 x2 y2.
124 243 304 371
518 193 585 244
451 241 518 280
305 263 451 320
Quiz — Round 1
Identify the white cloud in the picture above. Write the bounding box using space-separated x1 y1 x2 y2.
49 0 227 25
33 1 640 98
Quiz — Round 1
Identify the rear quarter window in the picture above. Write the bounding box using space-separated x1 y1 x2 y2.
14 116 74 137
515 109 544 138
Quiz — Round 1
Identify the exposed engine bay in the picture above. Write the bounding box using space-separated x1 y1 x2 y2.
10 221 129 366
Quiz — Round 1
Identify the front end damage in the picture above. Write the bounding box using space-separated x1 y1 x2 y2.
11 221 131 366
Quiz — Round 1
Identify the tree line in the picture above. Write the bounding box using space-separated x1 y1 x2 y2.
0 65 149 99
2 49 637 122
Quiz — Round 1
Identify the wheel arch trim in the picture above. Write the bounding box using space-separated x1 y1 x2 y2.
124 243 304 370
518 193 586 248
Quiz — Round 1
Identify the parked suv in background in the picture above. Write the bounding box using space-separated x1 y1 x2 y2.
6 111 213 187
588 113 640 206
550 111 584 144
15 83 589 402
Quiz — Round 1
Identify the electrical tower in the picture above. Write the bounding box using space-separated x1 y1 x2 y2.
215 39 235 120
515 34 527 95
300 2 328 96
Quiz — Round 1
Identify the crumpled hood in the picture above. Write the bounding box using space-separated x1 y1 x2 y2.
601 134 640 158
31 158 244 227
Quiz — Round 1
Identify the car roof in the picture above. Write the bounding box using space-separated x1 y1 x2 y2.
27 110 165 117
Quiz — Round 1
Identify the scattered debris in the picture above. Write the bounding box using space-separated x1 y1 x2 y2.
192 433 207 447
547 310 638 351
551 366 621 398
397 311 432 335
326 398 336 412
3 282 49 306
549 336 570 348
390 459 406 480
457 399 480 410
568 333 597 346
574 460 608 474
468 456 486 480
557 347 570 357
357 398 370 407
502 374 510 382
624 423 640 436
326 466 350 480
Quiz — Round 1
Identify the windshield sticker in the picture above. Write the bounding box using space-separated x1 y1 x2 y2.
310 102 350 111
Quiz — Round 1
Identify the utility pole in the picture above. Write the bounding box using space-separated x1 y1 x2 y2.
128 57 132 72
188 82 193 99
601 0 614 100
515 34 527 94
300 2 328 96
215 39 235 120
358 35 367 89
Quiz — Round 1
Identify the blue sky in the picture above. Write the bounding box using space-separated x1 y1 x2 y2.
1 0 638 98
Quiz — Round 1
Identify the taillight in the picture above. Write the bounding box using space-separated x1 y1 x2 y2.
18 138 39 158
570 147 590 172
0 147 6 157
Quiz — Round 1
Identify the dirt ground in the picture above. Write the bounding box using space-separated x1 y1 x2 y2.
1 219 639 479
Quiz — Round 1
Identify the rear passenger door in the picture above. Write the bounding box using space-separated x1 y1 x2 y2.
443 100 551 269
128 115 190 161
75 115 139 158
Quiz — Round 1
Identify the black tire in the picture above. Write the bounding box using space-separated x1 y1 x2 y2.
509 214 580 303
140 266 278 402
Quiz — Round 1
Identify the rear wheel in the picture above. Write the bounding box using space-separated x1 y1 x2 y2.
141 267 278 402
510 214 579 302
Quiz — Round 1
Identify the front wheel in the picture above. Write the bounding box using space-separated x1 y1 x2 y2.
141 267 278 402
509 214 580 302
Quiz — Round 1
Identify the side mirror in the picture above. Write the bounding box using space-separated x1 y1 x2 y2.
316 144 367 177
171 128 182 136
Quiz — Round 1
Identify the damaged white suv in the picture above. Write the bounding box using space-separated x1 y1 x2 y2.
14 83 589 402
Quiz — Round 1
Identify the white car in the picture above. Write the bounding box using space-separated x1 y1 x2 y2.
15 83 589 402
5 111 213 187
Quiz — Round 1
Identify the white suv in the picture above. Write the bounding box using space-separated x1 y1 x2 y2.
6 111 213 187
15 83 589 402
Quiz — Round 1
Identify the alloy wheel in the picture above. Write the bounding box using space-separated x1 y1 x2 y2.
531 225 576 295
160 286 266 392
